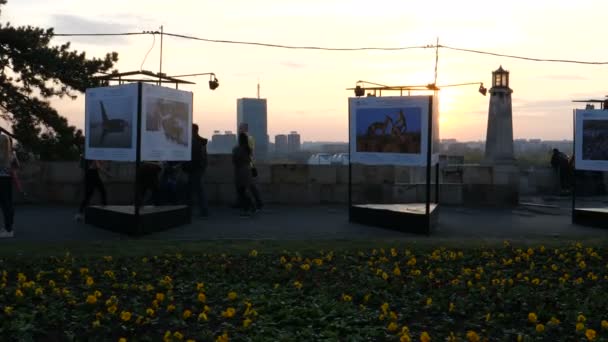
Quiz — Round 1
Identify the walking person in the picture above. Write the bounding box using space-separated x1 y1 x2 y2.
0 131 15 238
136 161 162 207
183 124 208 217
237 123 264 211
233 132 256 217
75 158 110 221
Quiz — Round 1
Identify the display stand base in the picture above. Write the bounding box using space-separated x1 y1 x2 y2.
572 207 608 229
85 205 191 235
350 203 439 235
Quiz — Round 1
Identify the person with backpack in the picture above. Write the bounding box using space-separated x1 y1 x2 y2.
184 123 209 217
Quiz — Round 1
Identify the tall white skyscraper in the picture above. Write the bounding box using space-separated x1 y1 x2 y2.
237 98 268 159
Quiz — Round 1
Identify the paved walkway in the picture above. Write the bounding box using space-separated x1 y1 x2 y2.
1 201 608 242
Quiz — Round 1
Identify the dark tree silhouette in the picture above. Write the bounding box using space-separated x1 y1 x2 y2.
0 0 118 160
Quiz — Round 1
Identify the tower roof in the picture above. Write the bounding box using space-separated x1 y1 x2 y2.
495 65 508 73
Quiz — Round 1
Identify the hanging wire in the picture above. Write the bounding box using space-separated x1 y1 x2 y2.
140 33 156 71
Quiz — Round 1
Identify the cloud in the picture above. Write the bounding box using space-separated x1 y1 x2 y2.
280 61 306 69
51 14 144 45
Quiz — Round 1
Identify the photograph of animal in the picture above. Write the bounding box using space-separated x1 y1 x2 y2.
356 107 421 154
87 97 133 149
99 101 130 145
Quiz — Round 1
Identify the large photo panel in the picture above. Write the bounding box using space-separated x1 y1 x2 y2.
575 109 608 171
85 83 138 161
349 96 432 166
141 84 193 161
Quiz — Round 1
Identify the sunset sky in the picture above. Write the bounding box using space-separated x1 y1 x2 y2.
4 0 608 142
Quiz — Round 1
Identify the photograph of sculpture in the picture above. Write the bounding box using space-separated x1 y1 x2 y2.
144 97 189 147
356 107 422 154
87 96 134 148
582 119 608 160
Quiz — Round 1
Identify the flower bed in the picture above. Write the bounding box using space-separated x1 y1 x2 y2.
1 242 607 341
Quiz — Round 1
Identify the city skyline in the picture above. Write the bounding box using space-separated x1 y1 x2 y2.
4 0 608 141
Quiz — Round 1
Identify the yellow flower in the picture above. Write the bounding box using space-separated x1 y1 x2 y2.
293 281 302 289
4 306 13 315
35 288 44 296
387 322 399 332
425 297 432 306
381 302 389 313
146 308 155 316
92 320 101 328
120 311 132 321
393 267 401 276
400 335 411 342
197 292 206 303
420 331 431 342
156 293 165 302
285 263 293 271
198 312 208 321
389 311 398 321
227 291 238 300
528 312 537 323
577 323 585 331
313 258 323 266
86 295 97 305
300 264 311 271
536 324 544 333
449 302 455 312
243 318 252 328
602 320 608 329
118 338 127 342
549 317 561 325
466 330 480 342
173 331 184 340
94 290 102 298
341 294 352 302
167 304 176 312
196 282 205 291
183 309 192 319
86 276 94 286
249 249 258 257
15 289 23 298
578 314 587 322
215 332 229 342
221 307 236 318
187 340 196 342
585 329 597 341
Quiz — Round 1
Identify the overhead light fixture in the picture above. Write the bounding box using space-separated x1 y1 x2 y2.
479 83 487 96
209 75 219 90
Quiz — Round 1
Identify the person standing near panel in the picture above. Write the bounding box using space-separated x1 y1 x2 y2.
0 130 14 238
184 124 209 217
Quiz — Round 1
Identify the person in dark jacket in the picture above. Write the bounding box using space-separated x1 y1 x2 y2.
233 133 255 217
550 148 570 191
184 124 208 217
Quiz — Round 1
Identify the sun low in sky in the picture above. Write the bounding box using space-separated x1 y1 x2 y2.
4 0 608 142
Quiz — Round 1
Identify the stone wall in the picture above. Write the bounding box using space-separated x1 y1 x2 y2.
14 155 563 206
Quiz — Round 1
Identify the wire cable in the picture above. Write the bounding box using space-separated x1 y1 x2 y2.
140 33 156 71
52 31 608 64
440 44 608 65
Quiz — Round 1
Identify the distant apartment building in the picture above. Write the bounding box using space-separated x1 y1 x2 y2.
274 134 288 154
287 131 301 153
209 130 237 154
237 98 268 159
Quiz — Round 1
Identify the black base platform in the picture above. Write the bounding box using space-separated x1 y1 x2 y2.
572 207 608 229
85 205 191 235
350 203 439 235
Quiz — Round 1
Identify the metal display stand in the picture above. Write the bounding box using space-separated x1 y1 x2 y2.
570 105 608 229
348 95 440 235
84 72 197 235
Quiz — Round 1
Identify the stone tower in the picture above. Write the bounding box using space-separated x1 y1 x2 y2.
484 66 515 164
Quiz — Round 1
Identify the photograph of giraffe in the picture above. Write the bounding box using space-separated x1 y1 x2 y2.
355 107 422 154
